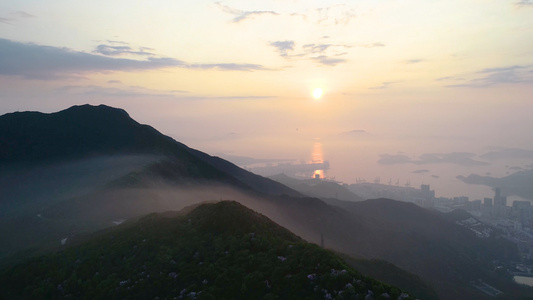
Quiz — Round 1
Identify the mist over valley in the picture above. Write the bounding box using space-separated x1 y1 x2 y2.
0 105 532 299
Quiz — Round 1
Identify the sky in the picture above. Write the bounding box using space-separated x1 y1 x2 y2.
1 0 533 200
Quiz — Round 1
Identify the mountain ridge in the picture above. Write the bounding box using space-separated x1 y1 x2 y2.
0 201 415 300
0 104 301 197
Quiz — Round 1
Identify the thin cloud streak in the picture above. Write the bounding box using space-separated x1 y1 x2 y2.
216 2 356 27
54 85 275 101
369 81 398 90
55 85 182 98
0 11 35 25
515 0 533 7
443 65 533 88
0 38 267 79
308 4 357 26
311 56 346 66
93 44 155 57
404 59 425 64
269 40 350 66
355 42 385 48
480 147 533 160
188 63 266 71
12 11 35 18
215 2 279 23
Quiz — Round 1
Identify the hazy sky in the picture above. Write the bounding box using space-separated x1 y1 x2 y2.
1 0 533 199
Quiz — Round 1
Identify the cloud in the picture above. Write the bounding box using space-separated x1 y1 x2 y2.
270 41 295 57
404 59 424 64
54 84 276 101
0 11 34 25
0 38 267 79
313 5 357 26
210 95 275 100
216 2 357 27
412 169 430 174
188 63 266 71
444 65 533 88
54 85 187 98
234 11 279 22
107 80 122 84
435 76 465 81
378 152 489 166
303 43 333 53
12 11 35 18
215 2 279 23
480 147 533 160
0 38 184 79
303 43 351 55
508 166 527 171
269 40 350 66
311 55 346 66
369 81 397 90
93 44 155 57
338 129 368 136
106 40 129 45
515 0 533 7
356 42 385 48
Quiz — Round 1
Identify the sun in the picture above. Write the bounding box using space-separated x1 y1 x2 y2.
312 88 323 99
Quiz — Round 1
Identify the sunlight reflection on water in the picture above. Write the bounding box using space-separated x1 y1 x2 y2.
311 140 325 179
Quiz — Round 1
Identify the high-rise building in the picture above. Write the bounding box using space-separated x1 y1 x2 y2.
513 201 532 229
501 196 507 207
494 187 505 206
472 200 482 211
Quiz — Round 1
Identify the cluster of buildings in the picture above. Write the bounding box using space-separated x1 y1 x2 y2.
430 187 532 233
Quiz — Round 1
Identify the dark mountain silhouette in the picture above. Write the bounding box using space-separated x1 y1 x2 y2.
0 105 177 162
0 104 298 265
0 201 414 299
1 104 531 299
0 104 300 197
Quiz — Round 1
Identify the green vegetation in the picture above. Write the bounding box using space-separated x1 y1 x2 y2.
343 257 439 300
0 201 413 299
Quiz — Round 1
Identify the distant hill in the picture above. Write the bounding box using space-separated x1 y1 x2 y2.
457 170 533 200
0 201 413 299
269 174 364 202
342 257 439 300
318 198 529 300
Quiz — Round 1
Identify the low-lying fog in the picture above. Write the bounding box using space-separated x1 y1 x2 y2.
0 155 317 262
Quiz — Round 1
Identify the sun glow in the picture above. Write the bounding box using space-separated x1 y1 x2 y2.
312 88 323 99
